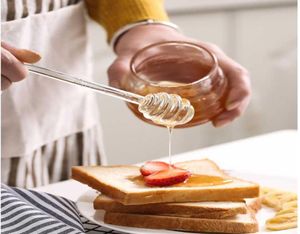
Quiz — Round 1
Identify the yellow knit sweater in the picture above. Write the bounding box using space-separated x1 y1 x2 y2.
85 0 169 42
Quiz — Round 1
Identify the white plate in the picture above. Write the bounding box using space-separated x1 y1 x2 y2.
76 171 297 234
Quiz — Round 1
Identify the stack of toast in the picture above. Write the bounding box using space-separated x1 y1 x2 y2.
72 159 261 233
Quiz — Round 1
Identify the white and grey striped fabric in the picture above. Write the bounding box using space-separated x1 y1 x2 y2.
1 0 81 22
1 127 104 189
1 184 85 234
1 184 127 234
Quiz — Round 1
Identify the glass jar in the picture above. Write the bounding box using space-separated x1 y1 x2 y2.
120 41 228 128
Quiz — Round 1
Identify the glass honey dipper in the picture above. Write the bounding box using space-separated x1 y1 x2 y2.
25 64 195 127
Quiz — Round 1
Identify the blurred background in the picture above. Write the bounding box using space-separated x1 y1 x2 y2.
87 0 297 165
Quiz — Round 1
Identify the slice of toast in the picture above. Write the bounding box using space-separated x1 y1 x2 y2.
72 159 259 205
104 208 259 233
245 197 262 213
94 194 248 218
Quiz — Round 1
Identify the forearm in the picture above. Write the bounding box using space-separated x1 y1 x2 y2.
84 0 169 42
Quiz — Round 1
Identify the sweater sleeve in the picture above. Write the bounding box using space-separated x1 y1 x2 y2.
85 0 169 42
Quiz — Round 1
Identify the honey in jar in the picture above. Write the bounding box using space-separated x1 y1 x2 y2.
121 41 228 128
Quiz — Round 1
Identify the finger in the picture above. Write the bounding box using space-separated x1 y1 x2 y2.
217 56 251 111
1 47 28 82
212 109 240 127
108 55 131 88
2 41 41 63
212 98 250 127
201 42 251 111
1 75 12 90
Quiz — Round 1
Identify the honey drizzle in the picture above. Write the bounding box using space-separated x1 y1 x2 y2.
179 174 232 187
128 174 232 187
167 126 173 165
137 92 232 187
138 92 194 166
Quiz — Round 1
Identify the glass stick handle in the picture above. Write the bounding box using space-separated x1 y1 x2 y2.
25 64 143 105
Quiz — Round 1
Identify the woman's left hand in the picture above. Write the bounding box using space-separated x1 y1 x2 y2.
108 25 251 127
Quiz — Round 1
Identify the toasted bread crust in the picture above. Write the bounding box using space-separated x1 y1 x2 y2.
246 197 262 213
171 210 244 219
122 186 259 205
104 211 259 233
94 195 247 217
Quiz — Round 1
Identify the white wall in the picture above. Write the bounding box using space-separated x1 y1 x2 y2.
87 0 297 165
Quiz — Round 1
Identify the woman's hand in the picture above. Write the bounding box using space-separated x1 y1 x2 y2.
1 41 41 90
108 25 251 127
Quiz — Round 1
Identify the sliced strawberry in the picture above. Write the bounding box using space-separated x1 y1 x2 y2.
144 168 191 186
140 161 170 176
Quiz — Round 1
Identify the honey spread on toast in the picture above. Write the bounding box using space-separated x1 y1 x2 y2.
130 173 232 187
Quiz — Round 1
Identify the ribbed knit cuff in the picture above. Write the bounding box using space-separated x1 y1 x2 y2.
85 0 169 42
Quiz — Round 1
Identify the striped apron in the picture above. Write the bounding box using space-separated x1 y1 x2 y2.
1 0 107 188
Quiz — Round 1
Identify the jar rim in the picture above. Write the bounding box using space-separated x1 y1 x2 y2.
130 41 219 88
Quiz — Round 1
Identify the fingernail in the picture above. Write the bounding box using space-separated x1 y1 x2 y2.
213 120 229 128
17 49 41 63
226 101 240 111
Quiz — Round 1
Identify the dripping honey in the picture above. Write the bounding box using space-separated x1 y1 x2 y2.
127 42 230 186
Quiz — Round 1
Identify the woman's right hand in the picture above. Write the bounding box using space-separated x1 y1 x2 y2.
1 41 41 90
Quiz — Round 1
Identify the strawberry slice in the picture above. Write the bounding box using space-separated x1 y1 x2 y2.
144 168 191 186
140 161 170 176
